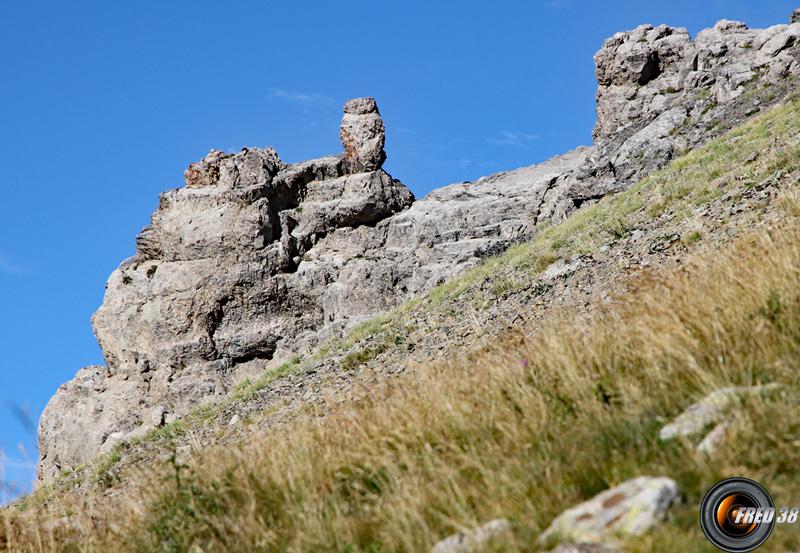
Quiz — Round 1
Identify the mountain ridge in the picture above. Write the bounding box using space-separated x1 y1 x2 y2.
5 7 800 552
39 10 800 484
14 9 798 549
15 87 800 552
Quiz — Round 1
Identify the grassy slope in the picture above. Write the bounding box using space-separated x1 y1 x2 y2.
5 97 800 552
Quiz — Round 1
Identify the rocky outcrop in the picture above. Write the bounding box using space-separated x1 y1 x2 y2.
38 9 800 483
562 14 800 208
38 98 414 482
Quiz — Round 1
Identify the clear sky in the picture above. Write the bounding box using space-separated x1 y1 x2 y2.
0 0 796 500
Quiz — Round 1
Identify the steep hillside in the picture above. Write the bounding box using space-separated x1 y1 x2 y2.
6 9 800 553
36 12 800 483
5 65 800 553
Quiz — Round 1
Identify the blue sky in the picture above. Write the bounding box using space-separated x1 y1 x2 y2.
0 0 796 499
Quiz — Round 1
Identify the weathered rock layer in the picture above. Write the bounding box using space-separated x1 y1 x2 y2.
38 10 800 483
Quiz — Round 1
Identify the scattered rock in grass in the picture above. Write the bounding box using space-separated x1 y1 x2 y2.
550 543 617 553
541 259 581 281
695 421 730 455
648 233 680 253
539 477 679 546
431 518 513 553
659 384 781 441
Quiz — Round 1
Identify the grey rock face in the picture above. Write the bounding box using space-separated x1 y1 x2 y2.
38 11 800 483
37 99 413 483
581 16 800 200
38 367 140 479
539 477 680 546
592 19 800 142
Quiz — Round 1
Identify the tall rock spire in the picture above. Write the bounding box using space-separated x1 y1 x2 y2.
339 97 386 172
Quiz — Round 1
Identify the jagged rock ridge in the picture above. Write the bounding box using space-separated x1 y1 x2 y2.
38 10 800 484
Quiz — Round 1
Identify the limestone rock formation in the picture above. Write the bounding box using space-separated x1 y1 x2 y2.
574 15 800 204
340 97 386 172
38 98 413 483
38 10 800 484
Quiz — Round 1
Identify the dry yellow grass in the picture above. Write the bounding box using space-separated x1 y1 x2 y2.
5 99 800 552
5 202 800 552
9 199 800 553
